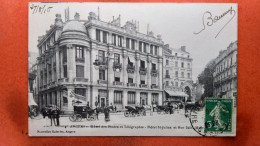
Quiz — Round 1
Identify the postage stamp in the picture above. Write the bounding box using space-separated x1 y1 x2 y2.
205 98 233 133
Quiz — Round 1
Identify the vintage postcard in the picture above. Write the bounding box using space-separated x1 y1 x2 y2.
28 3 237 136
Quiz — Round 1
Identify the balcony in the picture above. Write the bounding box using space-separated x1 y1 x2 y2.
113 81 124 86
58 78 69 83
140 84 148 88
98 80 108 84
139 67 147 75
74 77 88 82
151 84 159 89
151 70 158 77
127 83 136 87
113 62 122 71
165 75 170 78
127 64 135 73
76 58 85 63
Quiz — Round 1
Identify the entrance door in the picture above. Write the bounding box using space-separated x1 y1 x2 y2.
100 97 106 108
140 93 148 106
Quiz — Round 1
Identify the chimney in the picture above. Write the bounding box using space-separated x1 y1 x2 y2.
74 12 80 20
181 46 186 52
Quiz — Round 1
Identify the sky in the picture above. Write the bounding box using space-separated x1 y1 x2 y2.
29 3 237 82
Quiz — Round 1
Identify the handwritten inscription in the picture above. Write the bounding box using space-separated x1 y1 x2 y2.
194 6 236 38
30 4 53 14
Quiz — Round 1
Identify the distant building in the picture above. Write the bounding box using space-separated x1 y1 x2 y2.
36 11 164 112
163 45 194 103
213 41 237 102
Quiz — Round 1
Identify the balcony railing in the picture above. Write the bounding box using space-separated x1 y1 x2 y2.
140 84 148 88
74 77 88 82
113 81 123 86
139 67 147 75
58 78 69 83
151 84 159 89
113 62 122 71
76 58 85 63
127 64 135 73
127 83 136 87
165 75 170 78
98 80 108 84
151 70 158 77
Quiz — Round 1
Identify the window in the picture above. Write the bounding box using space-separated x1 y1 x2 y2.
49 93 52 105
166 60 169 65
96 29 101 42
63 47 67 63
114 53 120 64
166 70 169 75
188 63 190 68
63 65 67 78
98 50 105 62
140 60 145 68
128 57 133 66
154 46 158 55
181 82 183 86
175 82 178 87
150 45 153 54
181 72 184 78
99 69 105 80
166 81 169 86
152 63 156 70
118 36 122 47
114 91 122 104
175 71 178 77
131 39 135 50
128 92 136 105
126 38 130 49
139 42 142 52
175 53 177 56
143 43 147 53
103 31 107 43
76 65 84 78
188 55 190 58
115 77 120 82
175 61 178 67
76 46 84 59
181 62 184 68
75 88 86 96
141 80 145 84
112 34 116 45
188 73 191 79
128 78 133 83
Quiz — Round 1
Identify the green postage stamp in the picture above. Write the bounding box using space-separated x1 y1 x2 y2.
205 98 233 133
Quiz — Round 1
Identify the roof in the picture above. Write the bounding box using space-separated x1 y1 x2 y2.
63 20 87 33
165 90 188 97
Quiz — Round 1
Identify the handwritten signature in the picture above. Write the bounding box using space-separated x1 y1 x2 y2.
194 6 236 38
30 4 53 14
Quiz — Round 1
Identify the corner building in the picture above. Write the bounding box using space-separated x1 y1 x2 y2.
36 12 164 112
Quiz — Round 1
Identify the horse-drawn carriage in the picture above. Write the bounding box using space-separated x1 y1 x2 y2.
69 105 97 122
156 101 179 114
124 106 146 117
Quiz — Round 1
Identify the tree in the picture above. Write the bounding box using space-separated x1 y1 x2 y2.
198 59 216 99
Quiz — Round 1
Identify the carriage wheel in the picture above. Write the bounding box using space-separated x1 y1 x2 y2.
86 115 94 121
76 114 82 122
136 112 141 116
157 109 161 114
124 111 130 117
130 111 136 117
69 114 77 122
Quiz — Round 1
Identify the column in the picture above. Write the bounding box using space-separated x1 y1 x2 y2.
55 47 60 80
109 89 114 105
84 47 90 79
108 53 114 86
148 92 152 106
123 90 128 107
67 87 74 112
136 91 140 106
147 59 151 88
135 58 140 86
158 58 163 89
123 53 128 85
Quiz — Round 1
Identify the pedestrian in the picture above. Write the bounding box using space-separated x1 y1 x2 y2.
52 107 60 126
114 105 117 112
104 106 110 122
95 108 99 120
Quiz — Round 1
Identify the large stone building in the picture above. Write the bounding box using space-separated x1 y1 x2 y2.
213 41 237 101
162 45 193 103
36 11 164 112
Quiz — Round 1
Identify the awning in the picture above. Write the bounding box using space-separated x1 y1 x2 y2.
128 57 135 63
165 90 188 97
28 93 37 106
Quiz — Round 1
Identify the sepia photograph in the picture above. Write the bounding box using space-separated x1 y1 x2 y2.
28 3 237 136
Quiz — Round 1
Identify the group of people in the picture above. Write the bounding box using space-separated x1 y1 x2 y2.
41 105 61 126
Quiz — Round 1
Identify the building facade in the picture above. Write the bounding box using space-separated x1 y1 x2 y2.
36 12 164 112
213 41 237 101
162 45 193 103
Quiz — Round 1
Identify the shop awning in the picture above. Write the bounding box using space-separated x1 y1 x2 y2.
165 90 189 97
28 93 37 106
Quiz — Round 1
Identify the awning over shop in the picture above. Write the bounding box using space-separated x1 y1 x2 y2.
28 93 37 106
165 90 189 97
